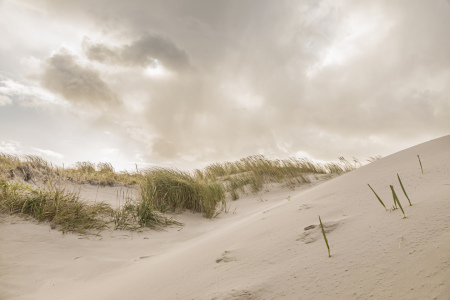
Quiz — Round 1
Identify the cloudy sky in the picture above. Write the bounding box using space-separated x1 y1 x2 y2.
1 0 449 171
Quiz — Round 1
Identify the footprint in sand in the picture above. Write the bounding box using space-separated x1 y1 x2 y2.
210 289 258 300
298 204 312 211
215 250 236 263
297 221 339 244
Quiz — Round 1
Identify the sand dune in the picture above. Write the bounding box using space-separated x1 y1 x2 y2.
1 136 449 299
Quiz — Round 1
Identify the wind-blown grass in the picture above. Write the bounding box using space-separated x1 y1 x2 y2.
201 155 352 200
1 152 363 232
0 180 111 233
65 161 141 186
1 153 142 186
203 155 347 180
140 168 226 218
0 178 178 233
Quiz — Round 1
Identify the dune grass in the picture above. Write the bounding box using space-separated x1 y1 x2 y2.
367 184 387 211
397 173 412 206
0 180 111 233
112 196 180 231
0 178 178 233
390 185 406 218
417 155 424 174
1 152 362 233
0 154 177 232
200 155 351 200
140 168 226 218
367 156 382 163
318 215 331 258
1 153 142 186
64 161 142 186
202 155 347 180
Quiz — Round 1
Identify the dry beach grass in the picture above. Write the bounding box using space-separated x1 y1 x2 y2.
0 153 352 234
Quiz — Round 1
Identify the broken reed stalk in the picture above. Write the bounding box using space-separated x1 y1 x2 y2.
417 155 423 174
368 184 387 211
318 215 331 258
397 173 412 206
390 185 406 218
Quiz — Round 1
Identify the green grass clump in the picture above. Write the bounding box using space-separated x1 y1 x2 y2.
368 184 387 211
397 173 412 206
140 168 226 218
112 197 180 231
318 215 331 258
0 180 111 233
390 185 406 218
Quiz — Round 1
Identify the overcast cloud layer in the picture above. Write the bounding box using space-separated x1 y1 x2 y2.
0 0 449 170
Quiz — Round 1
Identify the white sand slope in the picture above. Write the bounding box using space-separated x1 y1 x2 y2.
1 135 449 299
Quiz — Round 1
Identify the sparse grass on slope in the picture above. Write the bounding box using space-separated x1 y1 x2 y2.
0 180 111 234
1 153 142 186
64 161 142 186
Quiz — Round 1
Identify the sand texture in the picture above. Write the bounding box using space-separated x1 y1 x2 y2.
1 136 449 299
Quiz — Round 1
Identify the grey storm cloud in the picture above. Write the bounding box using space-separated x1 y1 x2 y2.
37 0 450 162
40 50 119 106
83 33 191 71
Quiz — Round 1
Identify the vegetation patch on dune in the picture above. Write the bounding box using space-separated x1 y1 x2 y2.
197 155 354 200
141 168 226 218
0 180 111 234
0 152 364 233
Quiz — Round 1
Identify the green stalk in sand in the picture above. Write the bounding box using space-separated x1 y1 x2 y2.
397 174 412 206
390 185 406 218
318 215 331 258
391 186 398 209
417 155 423 174
368 184 387 211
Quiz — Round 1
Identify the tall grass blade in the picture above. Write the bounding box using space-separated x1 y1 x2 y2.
390 185 406 218
397 173 412 206
318 215 331 258
367 184 387 211
417 155 423 174
390 185 398 209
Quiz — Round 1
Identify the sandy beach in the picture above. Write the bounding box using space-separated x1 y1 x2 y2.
1 135 449 299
